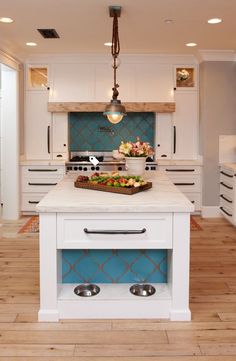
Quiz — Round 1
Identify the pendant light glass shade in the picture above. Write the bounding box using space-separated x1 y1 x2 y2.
103 99 126 124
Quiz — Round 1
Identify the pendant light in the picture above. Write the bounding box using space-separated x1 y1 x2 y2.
103 6 126 124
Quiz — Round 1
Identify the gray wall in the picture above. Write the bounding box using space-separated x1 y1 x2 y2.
200 61 236 206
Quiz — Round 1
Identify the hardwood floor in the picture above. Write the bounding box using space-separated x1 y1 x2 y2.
0 215 236 360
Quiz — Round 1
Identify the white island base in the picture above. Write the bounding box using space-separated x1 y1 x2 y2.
37 173 193 322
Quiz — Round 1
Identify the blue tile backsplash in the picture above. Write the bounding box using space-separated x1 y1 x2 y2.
62 249 167 284
69 112 155 151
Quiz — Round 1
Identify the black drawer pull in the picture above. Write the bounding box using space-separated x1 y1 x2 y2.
191 200 195 203
166 169 195 172
220 194 233 203
28 169 58 172
220 182 233 190
28 182 57 186
220 206 232 217
174 182 195 186
220 171 233 178
28 201 40 204
84 228 146 235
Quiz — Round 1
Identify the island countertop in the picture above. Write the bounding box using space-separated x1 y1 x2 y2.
36 172 194 213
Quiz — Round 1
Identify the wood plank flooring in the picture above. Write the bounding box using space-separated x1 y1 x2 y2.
0 215 236 360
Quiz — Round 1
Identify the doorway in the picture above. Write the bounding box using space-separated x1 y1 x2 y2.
0 63 20 219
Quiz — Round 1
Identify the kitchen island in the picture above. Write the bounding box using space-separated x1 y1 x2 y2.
36 172 194 322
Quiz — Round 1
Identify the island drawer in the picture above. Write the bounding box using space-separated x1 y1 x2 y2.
57 213 173 249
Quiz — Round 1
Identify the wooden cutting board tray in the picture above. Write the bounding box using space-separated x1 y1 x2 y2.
74 180 152 195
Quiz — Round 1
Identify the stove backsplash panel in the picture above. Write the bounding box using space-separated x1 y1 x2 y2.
69 112 155 151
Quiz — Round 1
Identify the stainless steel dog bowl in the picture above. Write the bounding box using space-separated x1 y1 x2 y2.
74 284 100 297
130 283 156 297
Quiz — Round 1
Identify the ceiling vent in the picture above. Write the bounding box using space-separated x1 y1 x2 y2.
37 29 60 39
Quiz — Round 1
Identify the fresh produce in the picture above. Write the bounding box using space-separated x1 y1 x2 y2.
76 172 147 188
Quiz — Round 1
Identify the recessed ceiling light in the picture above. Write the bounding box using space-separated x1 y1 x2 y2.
186 42 197 47
26 42 37 47
208 18 222 24
164 19 173 24
0 17 14 23
104 42 112 46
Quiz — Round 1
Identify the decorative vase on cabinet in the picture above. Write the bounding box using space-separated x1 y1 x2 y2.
125 157 146 176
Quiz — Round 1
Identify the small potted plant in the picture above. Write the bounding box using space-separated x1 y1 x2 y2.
119 138 154 175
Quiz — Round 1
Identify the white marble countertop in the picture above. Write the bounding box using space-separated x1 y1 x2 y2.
220 163 236 172
36 172 194 213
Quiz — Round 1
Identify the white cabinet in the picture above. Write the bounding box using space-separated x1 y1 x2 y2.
219 165 236 226
135 64 174 102
158 165 202 211
155 113 173 159
52 113 68 160
21 164 65 213
50 61 174 103
25 91 51 160
51 63 95 102
172 91 198 160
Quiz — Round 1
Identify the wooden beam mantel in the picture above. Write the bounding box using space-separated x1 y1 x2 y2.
48 102 175 113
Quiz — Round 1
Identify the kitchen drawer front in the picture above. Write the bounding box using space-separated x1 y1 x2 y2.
220 168 234 187
220 190 234 208
158 165 201 175
168 175 201 193
57 213 173 249
21 193 46 211
22 165 65 178
220 180 234 196
219 203 234 224
22 177 61 193
184 193 201 211
220 196 233 213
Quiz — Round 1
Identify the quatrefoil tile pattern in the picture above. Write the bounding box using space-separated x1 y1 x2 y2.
69 112 155 151
62 249 167 284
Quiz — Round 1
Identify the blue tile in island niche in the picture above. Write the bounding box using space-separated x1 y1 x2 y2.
62 249 167 284
69 112 155 151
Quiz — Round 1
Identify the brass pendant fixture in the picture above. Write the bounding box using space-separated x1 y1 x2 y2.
103 6 126 124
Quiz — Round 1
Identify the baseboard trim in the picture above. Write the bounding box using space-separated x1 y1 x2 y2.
201 206 222 218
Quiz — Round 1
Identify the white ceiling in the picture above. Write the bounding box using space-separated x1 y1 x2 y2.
0 0 236 60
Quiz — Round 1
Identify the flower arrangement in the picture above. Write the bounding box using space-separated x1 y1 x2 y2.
119 138 154 157
177 69 189 81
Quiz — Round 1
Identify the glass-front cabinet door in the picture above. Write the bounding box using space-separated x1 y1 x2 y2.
27 65 49 90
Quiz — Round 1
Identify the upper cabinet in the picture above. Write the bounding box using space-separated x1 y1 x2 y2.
50 63 95 102
174 65 198 91
27 65 49 90
135 64 173 102
49 61 174 103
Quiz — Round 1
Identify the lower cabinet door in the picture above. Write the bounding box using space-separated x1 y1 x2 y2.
57 213 173 249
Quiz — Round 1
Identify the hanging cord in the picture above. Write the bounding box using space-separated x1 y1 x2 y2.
111 13 120 99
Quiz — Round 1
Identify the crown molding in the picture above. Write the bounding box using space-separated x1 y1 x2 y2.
0 49 22 70
198 50 236 62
